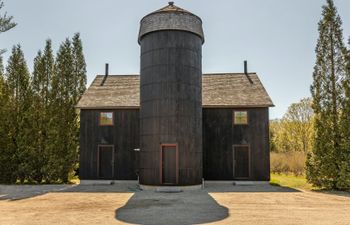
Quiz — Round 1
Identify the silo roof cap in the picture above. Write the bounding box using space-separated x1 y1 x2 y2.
139 2 204 44
147 2 197 18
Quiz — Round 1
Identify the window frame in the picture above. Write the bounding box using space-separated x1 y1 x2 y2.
99 111 114 126
233 110 249 125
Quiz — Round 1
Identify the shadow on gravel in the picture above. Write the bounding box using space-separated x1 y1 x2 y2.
0 182 300 203
0 183 139 201
115 183 297 225
60 183 138 193
204 182 301 193
0 185 74 201
115 190 229 225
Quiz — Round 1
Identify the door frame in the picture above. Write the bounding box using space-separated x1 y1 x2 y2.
160 143 179 185
232 144 251 179
97 144 115 179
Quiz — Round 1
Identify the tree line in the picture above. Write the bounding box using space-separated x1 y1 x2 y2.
270 98 313 176
0 35 87 183
270 98 314 154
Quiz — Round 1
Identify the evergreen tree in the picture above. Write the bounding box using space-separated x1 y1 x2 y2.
338 38 350 189
47 35 87 182
5 45 34 183
307 0 348 189
0 0 16 33
71 33 87 177
49 39 77 182
31 40 55 182
72 33 87 100
0 55 16 183
0 34 87 183
0 0 17 54
0 54 3 72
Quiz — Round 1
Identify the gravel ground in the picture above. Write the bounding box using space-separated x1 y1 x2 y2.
0 183 349 225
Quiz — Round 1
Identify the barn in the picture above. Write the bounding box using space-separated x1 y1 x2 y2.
76 2 273 188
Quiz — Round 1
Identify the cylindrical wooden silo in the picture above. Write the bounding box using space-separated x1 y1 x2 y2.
138 2 204 186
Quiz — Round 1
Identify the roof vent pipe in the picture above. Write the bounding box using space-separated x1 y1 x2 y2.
244 60 254 84
105 63 109 76
100 63 109 86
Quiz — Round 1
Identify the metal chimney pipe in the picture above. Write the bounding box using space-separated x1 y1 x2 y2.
244 60 254 84
105 63 109 76
100 63 109 86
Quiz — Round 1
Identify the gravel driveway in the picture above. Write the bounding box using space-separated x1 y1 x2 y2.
0 182 349 225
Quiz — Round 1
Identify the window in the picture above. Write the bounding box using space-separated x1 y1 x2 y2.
234 111 248 125
99 112 114 126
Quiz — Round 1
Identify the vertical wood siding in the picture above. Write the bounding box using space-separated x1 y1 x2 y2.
80 107 270 181
79 109 139 180
203 108 270 181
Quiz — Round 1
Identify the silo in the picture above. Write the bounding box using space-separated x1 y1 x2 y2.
138 2 204 187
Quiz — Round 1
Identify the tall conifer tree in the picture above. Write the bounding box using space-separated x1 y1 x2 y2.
0 55 16 183
31 40 55 182
307 0 348 189
71 33 87 175
72 33 87 100
338 38 350 189
5 45 33 183
49 39 76 182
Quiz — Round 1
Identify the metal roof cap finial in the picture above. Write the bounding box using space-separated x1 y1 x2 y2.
169 1 174 6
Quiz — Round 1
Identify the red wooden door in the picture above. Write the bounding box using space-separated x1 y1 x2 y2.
161 145 177 184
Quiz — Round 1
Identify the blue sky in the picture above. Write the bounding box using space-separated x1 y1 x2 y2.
1 0 350 119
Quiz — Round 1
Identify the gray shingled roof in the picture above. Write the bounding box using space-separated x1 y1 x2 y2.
139 3 204 44
76 73 274 109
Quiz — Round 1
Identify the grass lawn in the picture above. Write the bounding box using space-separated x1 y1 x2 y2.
270 174 350 196
270 173 314 191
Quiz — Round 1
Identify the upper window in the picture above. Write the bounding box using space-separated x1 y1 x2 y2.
99 112 114 126
234 111 248 125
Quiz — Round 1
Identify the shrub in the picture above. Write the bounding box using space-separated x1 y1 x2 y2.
270 152 307 176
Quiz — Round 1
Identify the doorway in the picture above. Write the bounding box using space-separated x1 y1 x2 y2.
233 145 250 179
161 144 178 185
98 145 114 179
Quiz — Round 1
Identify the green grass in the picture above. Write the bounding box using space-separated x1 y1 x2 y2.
270 174 350 197
270 173 314 191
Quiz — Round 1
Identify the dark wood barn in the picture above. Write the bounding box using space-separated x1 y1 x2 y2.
76 73 274 182
76 2 273 186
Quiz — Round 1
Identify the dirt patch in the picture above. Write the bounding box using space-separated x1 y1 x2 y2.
0 183 349 225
